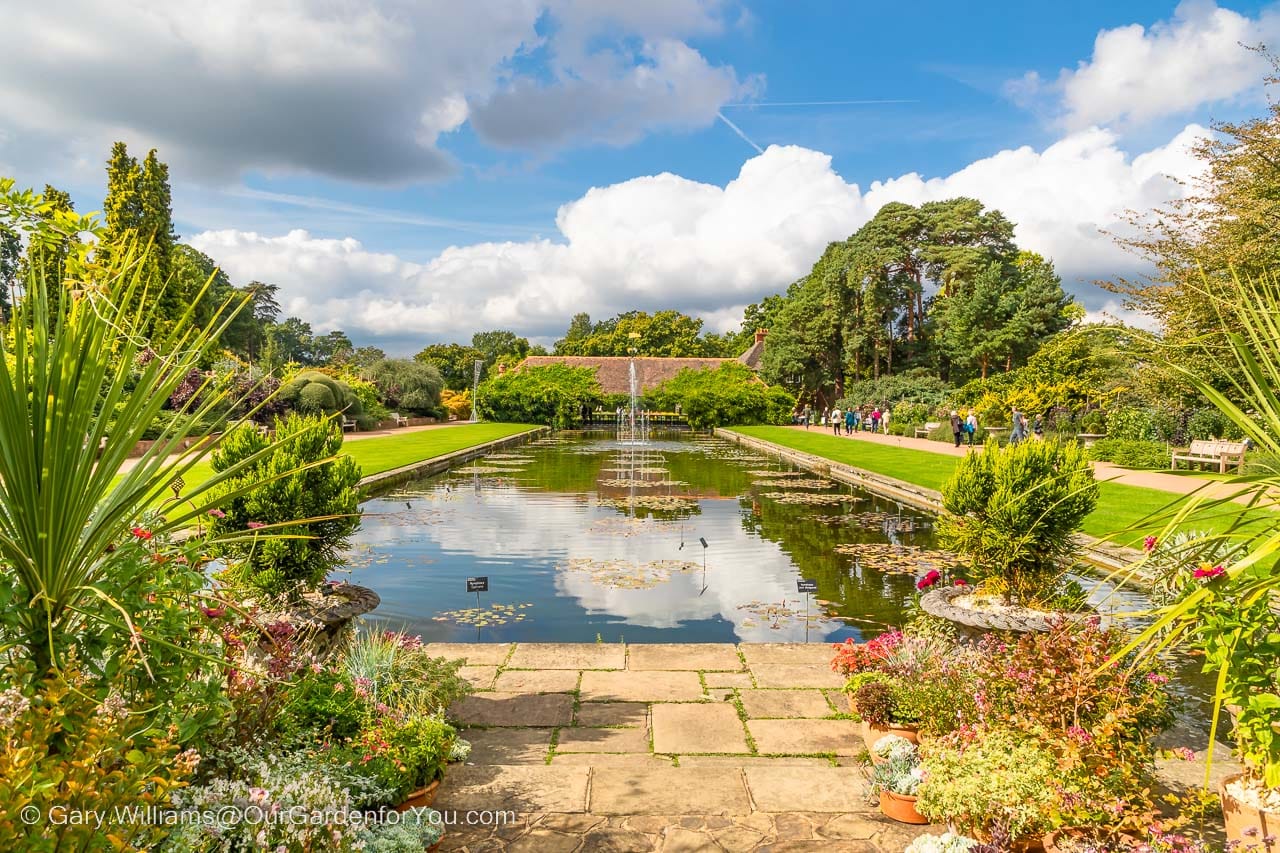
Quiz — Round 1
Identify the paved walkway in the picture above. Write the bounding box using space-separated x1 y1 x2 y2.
429 642 930 852
785 425 1260 503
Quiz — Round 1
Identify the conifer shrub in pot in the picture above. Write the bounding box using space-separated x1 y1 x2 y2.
936 439 1098 612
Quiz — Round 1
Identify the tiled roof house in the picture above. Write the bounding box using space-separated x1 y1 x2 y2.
515 330 767 395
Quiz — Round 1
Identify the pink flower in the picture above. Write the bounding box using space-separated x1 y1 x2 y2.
1173 747 1196 761
1143 535 1158 553
916 570 941 590
246 521 266 529
1193 564 1225 580
1146 672 1170 685
200 606 225 619
208 508 226 519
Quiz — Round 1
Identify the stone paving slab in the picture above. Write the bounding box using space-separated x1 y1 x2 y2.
550 753 675 767
494 669 580 693
574 701 648 728
436 765 590 813
704 671 755 689
458 665 498 690
507 643 626 670
579 670 704 702
462 728 553 764
589 766 752 815
750 663 845 689
627 643 743 671
555 726 651 754
748 719 863 756
425 642 513 666
739 689 835 719
739 643 836 668
450 692 574 727
676 755 832 767
651 702 749 754
745 766 876 813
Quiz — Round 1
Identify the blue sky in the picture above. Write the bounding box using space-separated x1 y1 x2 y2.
1 0 1275 351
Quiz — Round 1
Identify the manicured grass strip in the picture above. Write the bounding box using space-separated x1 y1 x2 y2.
130 422 540 494
730 426 1271 548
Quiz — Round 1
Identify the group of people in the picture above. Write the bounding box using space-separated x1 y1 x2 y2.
948 406 1043 447
800 405 889 434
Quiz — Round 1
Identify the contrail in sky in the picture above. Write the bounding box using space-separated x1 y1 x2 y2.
723 99 917 107
716 111 765 154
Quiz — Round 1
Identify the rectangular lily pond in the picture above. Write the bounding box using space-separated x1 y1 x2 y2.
345 431 1130 644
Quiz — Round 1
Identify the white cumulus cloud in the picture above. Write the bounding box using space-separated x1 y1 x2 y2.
190 126 1207 352
1009 0 1280 130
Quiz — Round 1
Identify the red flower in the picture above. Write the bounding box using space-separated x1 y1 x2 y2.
1143 536 1158 553
131 527 153 540
1193 564 1226 580
200 606 226 619
953 579 967 587
916 570 942 590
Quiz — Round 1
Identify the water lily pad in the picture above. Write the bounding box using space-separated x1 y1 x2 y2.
751 478 833 489
434 602 534 627
760 492 862 506
562 557 701 590
834 543 970 575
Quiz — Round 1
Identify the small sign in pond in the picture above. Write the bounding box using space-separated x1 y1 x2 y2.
796 579 818 594
467 576 489 593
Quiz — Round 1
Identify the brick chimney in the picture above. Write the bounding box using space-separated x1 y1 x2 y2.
755 328 768 344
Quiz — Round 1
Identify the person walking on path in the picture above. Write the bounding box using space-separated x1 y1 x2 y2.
871 407 882 433
882 406 891 435
844 408 855 435
830 406 843 435
803 404 812 429
1033 414 1044 441
950 410 963 448
1009 407 1026 444
965 410 978 446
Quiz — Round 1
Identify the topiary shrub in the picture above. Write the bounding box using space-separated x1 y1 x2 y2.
207 413 362 596
937 440 1099 607
278 370 362 419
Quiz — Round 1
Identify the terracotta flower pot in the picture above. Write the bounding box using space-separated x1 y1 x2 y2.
861 719 921 753
396 778 441 812
879 789 928 824
1220 772 1280 852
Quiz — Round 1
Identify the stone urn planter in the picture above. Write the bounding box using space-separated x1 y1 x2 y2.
919 586 1085 635
258 583 381 661
1220 773 1280 852
879 790 928 824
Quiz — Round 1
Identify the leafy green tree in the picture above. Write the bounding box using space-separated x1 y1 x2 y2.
471 329 530 370
312 329 354 364
553 309 725 357
476 365 602 427
208 413 362 596
20 185 80 320
267 317 315 366
646 363 795 429
554 312 594 353
351 345 387 367
414 342 484 391
365 358 444 415
101 143 179 334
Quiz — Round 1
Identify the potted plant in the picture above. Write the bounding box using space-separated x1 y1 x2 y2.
870 732 917 766
852 677 921 746
869 746 928 824
904 833 980 853
930 439 1099 625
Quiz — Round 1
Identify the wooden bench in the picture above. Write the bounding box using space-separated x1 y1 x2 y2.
341 417 357 433
388 412 409 428
915 421 941 439
1171 439 1247 473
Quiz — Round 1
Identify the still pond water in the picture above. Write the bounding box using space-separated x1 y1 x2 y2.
344 430 1213 735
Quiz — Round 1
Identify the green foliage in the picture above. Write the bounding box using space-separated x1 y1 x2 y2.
553 309 729 357
1087 438 1169 469
471 329 530 369
415 342 485 391
1106 405 1178 442
208 413 362 595
917 729 1063 840
279 370 363 417
477 364 603 428
364 358 444 416
837 372 953 411
342 630 470 718
280 668 365 742
359 811 445 852
937 440 1098 605
1185 406 1241 441
647 363 794 429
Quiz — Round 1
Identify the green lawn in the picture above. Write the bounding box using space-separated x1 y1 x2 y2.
140 422 540 493
730 426 1271 548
